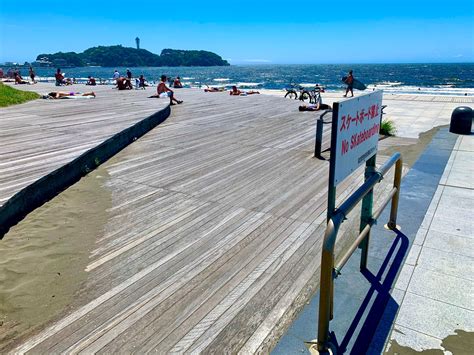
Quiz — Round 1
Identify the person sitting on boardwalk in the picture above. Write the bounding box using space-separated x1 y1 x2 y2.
229 86 242 95
86 76 97 86
148 75 183 105
229 86 260 96
173 76 183 88
14 72 29 84
116 77 133 90
44 91 96 99
298 102 332 111
55 68 66 86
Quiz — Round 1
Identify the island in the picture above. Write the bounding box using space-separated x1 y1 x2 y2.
34 45 230 67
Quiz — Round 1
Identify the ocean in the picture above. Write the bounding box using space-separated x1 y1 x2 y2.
21 63 474 96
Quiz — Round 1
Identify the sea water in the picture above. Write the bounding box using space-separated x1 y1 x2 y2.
25 63 474 96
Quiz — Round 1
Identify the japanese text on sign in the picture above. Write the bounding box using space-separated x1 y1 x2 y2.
333 90 383 185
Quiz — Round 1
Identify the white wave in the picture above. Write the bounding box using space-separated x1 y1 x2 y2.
299 83 320 88
236 82 263 87
214 78 230 82
182 77 194 80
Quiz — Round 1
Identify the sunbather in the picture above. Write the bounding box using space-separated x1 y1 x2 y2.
298 103 332 111
14 72 29 84
204 85 224 92
116 77 133 90
173 76 183 88
44 91 96 99
55 68 66 86
148 75 183 105
229 86 260 96
86 76 96 85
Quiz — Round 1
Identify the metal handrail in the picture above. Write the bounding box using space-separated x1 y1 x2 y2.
313 152 403 353
314 110 333 158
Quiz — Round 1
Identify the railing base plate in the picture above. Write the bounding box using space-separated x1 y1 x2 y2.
384 223 400 230
304 339 336 354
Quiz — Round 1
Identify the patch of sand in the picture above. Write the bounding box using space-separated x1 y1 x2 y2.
0 168 111 351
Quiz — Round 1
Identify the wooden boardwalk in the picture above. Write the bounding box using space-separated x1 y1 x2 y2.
3 88 414 353
0 83 168 207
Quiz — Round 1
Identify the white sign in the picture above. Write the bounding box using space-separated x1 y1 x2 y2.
333 90 383 185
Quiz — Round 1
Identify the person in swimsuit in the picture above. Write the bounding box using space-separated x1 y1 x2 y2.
229 86 260 96
14 72 29 84
173 76 183 88
116 77 133 90
149 75 183 105
86 76 97 85
45 91 96 99
204 87 224 92
298 102 332 111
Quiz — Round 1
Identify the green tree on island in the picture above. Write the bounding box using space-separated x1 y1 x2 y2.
37 45 230 67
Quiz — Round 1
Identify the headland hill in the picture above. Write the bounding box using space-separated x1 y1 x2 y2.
31 45 230 68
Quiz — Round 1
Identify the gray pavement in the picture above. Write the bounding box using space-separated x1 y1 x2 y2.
385 134 474 353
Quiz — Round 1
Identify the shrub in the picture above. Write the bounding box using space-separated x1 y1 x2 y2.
380 119 396 136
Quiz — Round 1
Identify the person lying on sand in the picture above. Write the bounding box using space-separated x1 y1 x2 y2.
229 86 260 96
43 91 96 99
298 103 332 111
148 75 183 105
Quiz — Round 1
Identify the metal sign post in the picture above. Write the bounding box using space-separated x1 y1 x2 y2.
311 91 386 354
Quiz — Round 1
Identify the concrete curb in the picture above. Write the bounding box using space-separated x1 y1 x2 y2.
0 104 171 238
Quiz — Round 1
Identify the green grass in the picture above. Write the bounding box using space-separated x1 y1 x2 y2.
380 119 397 136
0 83 40 107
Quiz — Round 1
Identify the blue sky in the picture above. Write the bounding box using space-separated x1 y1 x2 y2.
0 0 473 64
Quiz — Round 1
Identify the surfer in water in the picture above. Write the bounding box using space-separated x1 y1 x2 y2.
343 70 354 97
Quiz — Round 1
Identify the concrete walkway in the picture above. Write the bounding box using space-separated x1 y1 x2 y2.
385 134 474 353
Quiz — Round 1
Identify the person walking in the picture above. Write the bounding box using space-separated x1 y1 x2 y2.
343 70 354 97
29 66 36 83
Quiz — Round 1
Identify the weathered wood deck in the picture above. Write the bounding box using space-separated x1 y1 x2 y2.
3 87 415 353
0 83 168 207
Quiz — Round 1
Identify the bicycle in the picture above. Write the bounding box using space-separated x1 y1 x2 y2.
284 84 312 103
308 86 325 105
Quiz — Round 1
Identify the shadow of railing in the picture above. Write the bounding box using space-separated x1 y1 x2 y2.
332 229 409 354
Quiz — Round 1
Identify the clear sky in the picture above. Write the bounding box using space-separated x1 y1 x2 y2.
0 0 473 64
